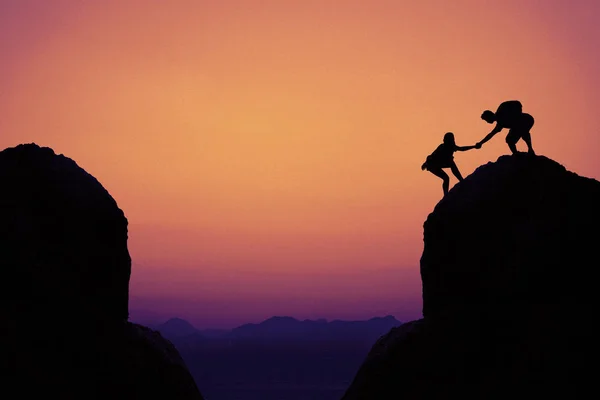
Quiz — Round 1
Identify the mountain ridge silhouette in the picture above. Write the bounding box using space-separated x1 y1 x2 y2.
152 315 402 342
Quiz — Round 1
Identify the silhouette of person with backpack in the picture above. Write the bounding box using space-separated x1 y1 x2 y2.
421 132 478 196
476 100 536 155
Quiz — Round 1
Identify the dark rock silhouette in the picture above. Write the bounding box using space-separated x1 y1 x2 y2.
342 154 597 399
2 144 204 399
1 144 130 325
421 154 597 318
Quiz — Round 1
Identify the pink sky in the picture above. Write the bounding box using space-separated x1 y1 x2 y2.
1 1 599 328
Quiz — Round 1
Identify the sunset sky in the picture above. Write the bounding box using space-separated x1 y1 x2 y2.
1 0 599 328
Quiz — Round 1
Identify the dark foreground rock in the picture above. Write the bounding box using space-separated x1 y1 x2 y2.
342 154 597 399
2 144 204 399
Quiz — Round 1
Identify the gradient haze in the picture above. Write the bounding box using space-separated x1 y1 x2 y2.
1 0 599 328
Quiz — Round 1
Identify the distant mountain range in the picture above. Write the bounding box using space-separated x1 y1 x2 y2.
146 315 403 400
151 315 402 343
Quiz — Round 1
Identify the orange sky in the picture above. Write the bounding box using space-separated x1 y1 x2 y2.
1 0 599 328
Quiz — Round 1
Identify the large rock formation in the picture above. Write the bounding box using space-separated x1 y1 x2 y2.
2 144 204 399
342 154 597 399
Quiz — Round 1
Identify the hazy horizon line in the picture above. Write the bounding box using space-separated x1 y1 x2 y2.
129 311 404 331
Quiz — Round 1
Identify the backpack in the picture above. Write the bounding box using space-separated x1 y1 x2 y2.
495 100 522 122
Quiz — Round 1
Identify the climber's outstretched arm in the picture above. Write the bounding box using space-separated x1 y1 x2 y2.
478 124 503 146
456 144 477 151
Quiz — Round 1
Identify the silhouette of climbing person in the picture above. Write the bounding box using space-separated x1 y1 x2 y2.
476 100 536 155
421 132 478 196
